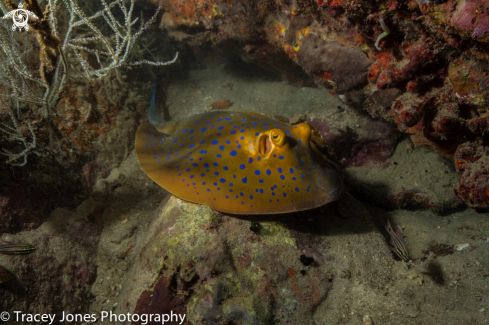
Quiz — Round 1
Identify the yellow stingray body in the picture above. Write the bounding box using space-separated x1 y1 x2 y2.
135 111 342 215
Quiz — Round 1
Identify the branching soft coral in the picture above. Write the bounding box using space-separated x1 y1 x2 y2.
4 0 60 86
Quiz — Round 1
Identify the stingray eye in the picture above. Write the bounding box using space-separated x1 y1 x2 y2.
270 129 286 147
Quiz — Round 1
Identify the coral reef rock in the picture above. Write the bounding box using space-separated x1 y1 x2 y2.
0 199 100 317
98 194 393 324
297 34 372 94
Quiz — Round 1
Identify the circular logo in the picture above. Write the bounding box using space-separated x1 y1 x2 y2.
13 9 29 30
0 311 10 321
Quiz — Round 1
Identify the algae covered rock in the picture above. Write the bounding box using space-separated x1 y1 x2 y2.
109 193 393 324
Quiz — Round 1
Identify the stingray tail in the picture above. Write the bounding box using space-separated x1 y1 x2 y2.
148 68 166 125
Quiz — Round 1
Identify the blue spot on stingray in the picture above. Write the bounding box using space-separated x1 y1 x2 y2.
216 154 222 158
226 195 229 199
189 144 195 149
289 168 294 173
189 130 194 134
192 163 198 167
279 156 284 160
259 189 264 194
213 182 217 186
255 132 260 136
266 169 271 175
219 145 225 150
237 144 242 149
217 133 222 136
220 178 226 183
218 126 224 130
212 140 218 145
240 192 244 196
202 182 206 185
214 172 219 176
230 150 237 156
199 140 205 144
218 118 223 122
250 195 253 200
295 187 299 192
292 177 296 181
224 166 229 171
213 162 218 167
272 192 275 196
240 164 246 170
240 129 245 133
184 128 188 133
201 127 207 132
255 170 261 175
201 173 205 177
207 189 210 192
278 168 283 173
229 183 234 187
242 177 248 184
226 140 231 144
230 130 236 135
204 163 209 168
240 136 245 140
190 175 194 179
283 192 287 197
280 175 285 180
248 158 253 163
186 168 191 172
259 179 264 183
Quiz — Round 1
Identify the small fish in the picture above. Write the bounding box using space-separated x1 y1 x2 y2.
385 220 410 262
0 243 36 255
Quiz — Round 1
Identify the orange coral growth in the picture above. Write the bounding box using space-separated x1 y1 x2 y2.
376 73 390 89
455 160 466 168
406 80 417 92
321 71 332 80
375 51 391 64
368 64 380 81
212 99 232 109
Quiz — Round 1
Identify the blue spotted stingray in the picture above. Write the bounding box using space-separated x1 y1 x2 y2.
136 108 343 214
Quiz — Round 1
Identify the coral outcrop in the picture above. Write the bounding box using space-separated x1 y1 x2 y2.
100 194 393 324
296 34 372 95
454 141 489 211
